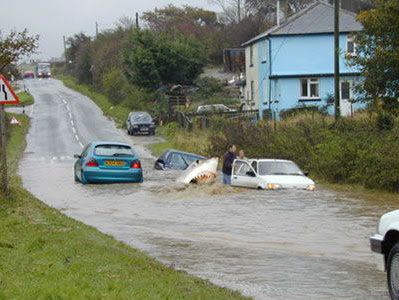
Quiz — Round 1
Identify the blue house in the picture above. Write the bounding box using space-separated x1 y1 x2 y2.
242 1 364 118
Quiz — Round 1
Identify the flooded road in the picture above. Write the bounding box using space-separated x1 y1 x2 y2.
18 79 395 299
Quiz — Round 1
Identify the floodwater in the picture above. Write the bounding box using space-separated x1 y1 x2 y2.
18 79 394 299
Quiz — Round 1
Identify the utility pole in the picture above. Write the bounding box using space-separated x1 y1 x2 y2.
277 0 280 26
136 12 139 29
95 21 99 38
0 105 7 194
238 0 241 23
334 0 340 120
63 35 67 63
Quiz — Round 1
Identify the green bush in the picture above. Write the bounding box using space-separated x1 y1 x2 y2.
376 111 395 131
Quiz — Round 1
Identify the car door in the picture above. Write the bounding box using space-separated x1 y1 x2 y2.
232 160 259 188
168 152 189 170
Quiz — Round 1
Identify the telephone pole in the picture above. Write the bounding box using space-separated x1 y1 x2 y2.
0 105 7 194
63 35 67 62
95 22 99 38
334 0 340 120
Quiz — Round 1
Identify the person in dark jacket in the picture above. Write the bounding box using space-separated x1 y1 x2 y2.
222 144 236 184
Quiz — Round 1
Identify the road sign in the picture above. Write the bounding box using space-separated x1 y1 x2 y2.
0 75 19 105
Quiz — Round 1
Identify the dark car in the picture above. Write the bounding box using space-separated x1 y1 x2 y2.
154 149 206 170
126 112 155 135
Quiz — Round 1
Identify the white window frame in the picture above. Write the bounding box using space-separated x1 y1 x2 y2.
262 40 268 63
346 36 357 56
250 80 255 101
249 44 254 66
300 78 319 99
340 80 353 101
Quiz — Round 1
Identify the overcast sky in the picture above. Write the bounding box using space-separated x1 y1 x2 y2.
1 0 217 61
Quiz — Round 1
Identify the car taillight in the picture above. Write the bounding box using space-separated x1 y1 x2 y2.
85 158 98 167
131 160 141 169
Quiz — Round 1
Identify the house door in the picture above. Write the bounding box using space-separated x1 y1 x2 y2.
340 81 352 117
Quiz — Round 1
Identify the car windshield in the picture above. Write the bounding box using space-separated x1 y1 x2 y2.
94 145 135 157
182 154 204 165
131 113 152 123
258 161 303 176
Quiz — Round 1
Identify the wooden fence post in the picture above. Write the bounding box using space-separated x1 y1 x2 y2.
0 105 7 194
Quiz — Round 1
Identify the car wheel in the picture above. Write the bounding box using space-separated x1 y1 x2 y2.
81 170 88 184
74 171 79 182
388 243 399 300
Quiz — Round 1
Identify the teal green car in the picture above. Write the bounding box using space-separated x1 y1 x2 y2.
74 142 143 184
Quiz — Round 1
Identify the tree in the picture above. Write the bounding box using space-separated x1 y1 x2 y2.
0 29 38 74
350 0 399 111
123 29 207 89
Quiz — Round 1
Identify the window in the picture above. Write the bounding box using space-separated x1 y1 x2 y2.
250 81 255 101
262 40 268 62
250 44 253 66
300 78 319 99
94 145 134 156
341 81 352 100
251 161 258 174
347 36 357 56
169 153 188 170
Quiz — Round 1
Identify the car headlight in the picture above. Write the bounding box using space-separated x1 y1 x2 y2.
266 183 281 190
150 124 155 128
307 184 315 191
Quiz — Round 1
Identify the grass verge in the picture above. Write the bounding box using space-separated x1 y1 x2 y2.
0 113 248 299
16 92 34 106
59 75 130 127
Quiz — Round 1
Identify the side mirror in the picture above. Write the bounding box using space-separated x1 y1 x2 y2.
74 154 81 159
246 171 256 177
154 159 165 170
304 171 309 176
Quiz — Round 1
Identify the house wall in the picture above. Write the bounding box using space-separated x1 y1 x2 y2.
269 75 364 117
244 44 260 109
249 33 364 117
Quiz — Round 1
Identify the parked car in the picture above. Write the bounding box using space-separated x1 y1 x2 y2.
197 104 236 113
74 141 143 184
154 149 206 170
370 210 399 300
126 111 155 135
231 159 315 190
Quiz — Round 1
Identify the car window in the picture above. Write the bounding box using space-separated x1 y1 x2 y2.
131 113 152 123
94 145 135 156
182 154 204 165
81 144 91 158
251 161 258 174
237 161 253 176
169 153 188 170
258 161 303 176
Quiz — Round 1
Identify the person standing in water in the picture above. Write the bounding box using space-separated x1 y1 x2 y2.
222 144 236 185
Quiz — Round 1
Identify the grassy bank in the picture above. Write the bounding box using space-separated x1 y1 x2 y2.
0 113 248 299
16 92 34 106
59 75 130 127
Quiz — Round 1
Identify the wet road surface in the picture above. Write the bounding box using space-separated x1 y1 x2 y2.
18 79 395 299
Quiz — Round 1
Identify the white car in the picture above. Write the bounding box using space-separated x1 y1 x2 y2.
231 159 315 190
370 210 399 300
197 104 236 113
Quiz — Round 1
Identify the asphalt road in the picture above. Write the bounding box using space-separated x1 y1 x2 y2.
16 78 393 299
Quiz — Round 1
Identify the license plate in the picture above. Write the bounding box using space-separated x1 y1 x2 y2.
140 127 149 131
104 160 125 167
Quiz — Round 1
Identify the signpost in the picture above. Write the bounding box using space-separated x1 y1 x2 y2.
0 75 20 193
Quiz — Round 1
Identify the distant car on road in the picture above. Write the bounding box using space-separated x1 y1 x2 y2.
370 210 399 300
74 141 143 184
35 62 51 78
126 111 155 135
231 159 315 190
154 149 206 170
197 104 236 113
23 71 35 79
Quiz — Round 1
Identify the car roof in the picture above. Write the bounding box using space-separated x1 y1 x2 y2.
236 158 294 163
91 141 132 147
163 149 206 158
130 111 151 115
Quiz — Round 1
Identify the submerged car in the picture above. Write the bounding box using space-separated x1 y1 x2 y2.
154 149 206 170
370 210 399 300
74 142 143 184
126 111 155 135
231 159 315 190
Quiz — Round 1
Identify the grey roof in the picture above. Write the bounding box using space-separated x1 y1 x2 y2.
242 1 363 46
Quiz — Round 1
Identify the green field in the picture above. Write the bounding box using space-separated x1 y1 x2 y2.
0 113 248 299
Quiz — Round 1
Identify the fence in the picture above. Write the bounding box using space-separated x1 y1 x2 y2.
175 109 259 130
